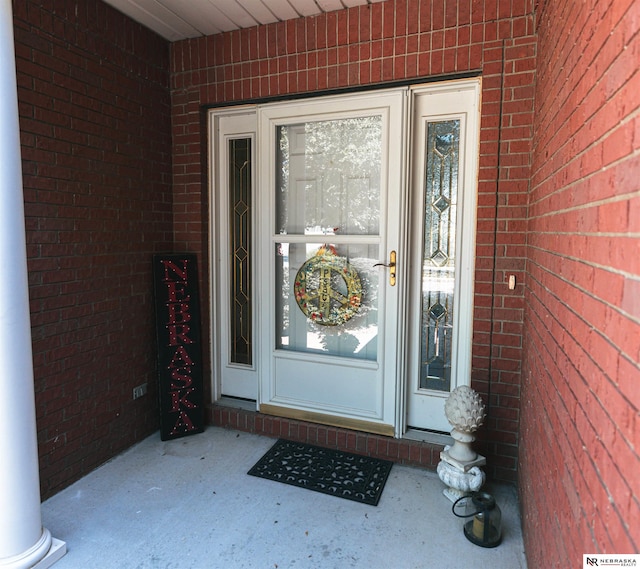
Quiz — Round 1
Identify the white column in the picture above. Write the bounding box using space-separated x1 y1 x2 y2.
0 1 65 567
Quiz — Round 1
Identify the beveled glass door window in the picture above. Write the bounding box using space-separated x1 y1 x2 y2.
229 138 252 366
420 120 460 391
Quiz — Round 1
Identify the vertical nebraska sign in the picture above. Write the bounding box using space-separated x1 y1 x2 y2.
153 254 204 440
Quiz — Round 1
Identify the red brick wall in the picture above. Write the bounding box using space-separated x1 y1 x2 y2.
520 0 640 565
171 0 537 481
14 0 172 498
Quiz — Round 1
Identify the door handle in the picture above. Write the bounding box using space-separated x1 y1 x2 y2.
373 250 396 286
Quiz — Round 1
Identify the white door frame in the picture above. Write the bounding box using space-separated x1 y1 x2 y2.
208 78 481 438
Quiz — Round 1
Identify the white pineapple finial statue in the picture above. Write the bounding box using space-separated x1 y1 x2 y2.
437 385 487 502
444 385 486 462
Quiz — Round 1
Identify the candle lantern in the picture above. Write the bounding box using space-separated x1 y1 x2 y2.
452 491 502 548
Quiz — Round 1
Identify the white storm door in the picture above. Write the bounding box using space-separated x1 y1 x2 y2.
406 80 481 433
258 91 406 436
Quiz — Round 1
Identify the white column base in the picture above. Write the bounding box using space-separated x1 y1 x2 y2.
33 538 66 569
0 529 65 569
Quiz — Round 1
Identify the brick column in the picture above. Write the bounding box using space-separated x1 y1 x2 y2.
0 1 65 566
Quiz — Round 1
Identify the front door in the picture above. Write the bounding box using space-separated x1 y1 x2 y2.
210 79 480 437
257 90 406 436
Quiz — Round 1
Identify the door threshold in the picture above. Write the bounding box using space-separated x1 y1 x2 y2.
217 396 257 412
214 398 452 447
403 428 452 447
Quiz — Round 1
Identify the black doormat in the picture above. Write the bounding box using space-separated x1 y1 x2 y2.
248 439 393 506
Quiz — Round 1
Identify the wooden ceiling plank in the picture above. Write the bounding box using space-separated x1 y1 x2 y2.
208 0 261 29
266 0 299 20
292 0 323 18
103 0 201 40
104 0 385 41
341 0 365 8
316 0 346 11
236 0 279 25
185 0 243 32
160 0 227 35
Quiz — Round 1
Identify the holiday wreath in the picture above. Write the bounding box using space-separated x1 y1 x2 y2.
293 246 362 326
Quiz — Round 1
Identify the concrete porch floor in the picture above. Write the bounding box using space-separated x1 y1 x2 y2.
41 427 527 569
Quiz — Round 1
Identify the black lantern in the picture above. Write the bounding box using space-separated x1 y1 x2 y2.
452 492 502 548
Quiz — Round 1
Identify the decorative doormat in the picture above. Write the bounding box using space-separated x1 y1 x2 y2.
248 439 393 506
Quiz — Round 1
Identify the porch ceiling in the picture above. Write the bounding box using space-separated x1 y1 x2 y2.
102 0 388 42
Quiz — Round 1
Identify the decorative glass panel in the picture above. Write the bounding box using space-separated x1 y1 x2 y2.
275 117 382 236
229 138 252 365
420 120 460 391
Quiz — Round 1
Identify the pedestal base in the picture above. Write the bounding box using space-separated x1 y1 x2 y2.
437 459 486 503
442 485 471 503
440 446 486 472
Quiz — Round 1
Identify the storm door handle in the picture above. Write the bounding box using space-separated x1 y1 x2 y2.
373 250 396 286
